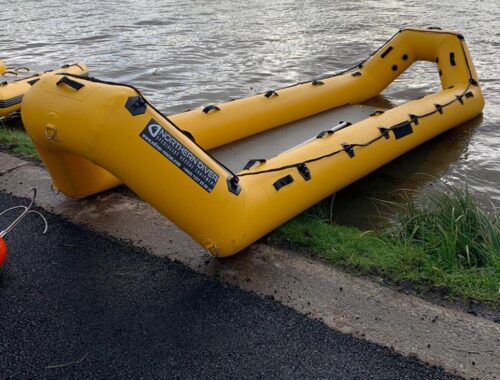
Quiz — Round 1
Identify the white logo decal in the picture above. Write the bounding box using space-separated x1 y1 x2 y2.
148 123 162 138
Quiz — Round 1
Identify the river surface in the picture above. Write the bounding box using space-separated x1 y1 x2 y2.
2 0 499 228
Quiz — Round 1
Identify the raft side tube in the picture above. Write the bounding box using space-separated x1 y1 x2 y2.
21 29 484 257
171 28 481 150
0 64 88 118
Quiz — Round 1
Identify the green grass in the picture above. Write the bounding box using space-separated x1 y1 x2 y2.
0 120 39 160
272 185 500 305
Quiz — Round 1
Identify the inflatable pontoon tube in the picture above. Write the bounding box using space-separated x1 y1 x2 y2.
21 28 484 257
0 63 87 118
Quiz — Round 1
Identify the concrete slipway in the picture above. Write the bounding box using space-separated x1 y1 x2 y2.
1 152 499 379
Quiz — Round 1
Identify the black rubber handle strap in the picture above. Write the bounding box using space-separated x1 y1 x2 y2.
56 76 84 91
370 109 385 117
381 46 393 58
2 71 18 76
427 27 442 30
202 104 220 114
312 80 324 86
316 130 334 139
273 174 294 191
264 90 279 98
243 159 266 170
297 163 311 181
449 52 456 66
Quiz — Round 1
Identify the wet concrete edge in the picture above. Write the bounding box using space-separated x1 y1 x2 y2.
0 152 498 380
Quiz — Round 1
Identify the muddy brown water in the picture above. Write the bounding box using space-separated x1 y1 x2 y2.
1 0 499 228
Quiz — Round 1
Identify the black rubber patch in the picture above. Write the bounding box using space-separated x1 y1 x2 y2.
273 175 294 191
140 119 219 193
392 121 413 140
351 71 362 77
125 96 147 116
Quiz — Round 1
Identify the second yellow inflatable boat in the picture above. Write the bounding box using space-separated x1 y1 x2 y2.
21 28 484 257
0 62 87 118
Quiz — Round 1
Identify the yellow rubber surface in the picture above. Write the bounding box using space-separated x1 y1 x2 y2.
0 64 88 118
22 28 484 257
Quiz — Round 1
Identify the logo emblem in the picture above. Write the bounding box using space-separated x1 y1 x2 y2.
148 123 161 138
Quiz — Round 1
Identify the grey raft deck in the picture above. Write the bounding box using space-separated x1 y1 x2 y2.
209 104 378 172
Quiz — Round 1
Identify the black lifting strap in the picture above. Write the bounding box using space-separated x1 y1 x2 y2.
57 76 85 91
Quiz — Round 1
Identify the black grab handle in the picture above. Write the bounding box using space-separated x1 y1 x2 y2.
202 104 220 114
56 76 84 91
264 90 279 98
243 159 266 170
369 109 385 117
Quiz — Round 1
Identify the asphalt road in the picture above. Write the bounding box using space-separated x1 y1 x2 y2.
0 192 458 379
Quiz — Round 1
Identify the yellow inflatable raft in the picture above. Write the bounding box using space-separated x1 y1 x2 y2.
21 28 484 257
0 63 87 118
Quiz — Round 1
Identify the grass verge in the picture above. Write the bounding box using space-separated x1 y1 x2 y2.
0 119 39 160
271 185 499 305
